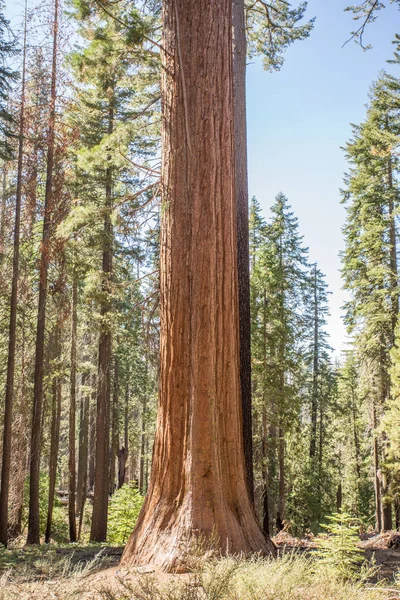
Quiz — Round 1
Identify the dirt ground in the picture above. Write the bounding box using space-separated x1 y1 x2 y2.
1 532 400 599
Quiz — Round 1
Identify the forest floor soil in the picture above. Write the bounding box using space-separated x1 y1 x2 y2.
1 533 400 598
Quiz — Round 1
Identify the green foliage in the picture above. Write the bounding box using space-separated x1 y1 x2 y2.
0 0 18 159
315 513 365 581
107 483 144 545
97 554 387 600
246 1 315 71
250 194 338 534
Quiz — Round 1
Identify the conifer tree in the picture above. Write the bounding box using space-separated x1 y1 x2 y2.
251 193 309 532
341 72 400 531
0 0 18 160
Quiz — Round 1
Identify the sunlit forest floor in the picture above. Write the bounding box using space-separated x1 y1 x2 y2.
1 534 400 600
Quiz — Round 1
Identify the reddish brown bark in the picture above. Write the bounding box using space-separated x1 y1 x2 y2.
121 0 274 571
233 0 254 503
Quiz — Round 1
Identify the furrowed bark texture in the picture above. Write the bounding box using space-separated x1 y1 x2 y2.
232 0 254 502
121 0 274 571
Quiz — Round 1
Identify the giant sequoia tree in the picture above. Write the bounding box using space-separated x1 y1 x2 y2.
121 0 274 571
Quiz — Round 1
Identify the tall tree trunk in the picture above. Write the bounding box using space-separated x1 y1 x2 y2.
232 0 253 502
77 372 89 540
387 116 398 342
90 104 114 543
380 141 398 532
121 0 275 570
0 163 8 261
277 422 285 531
27 0 59 545
117 383 129 488
310 264 318 458
109 359 119 495
45 315 62 543
68 267 78 542
379 351 392 531
0 1 28 547
372 398 382 532
8 306 29 539
261 408 269 536
139 367 147 495
88 374 96 491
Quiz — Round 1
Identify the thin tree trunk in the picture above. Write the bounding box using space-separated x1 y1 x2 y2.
116 383 129 488
8 305 29 539
232 0 253 503
121 0 275 570
372 399 382 532
109 359 119 495
277 422 285 531
310 264 318 458
139 371 147 495
90 103 114 542
88 374 96 491
27 0 59 545
45 317 62 543
387 117 398 340
0 0 28 547
77 372 89 540
68 266 78 542
0 163 8 261
336 482 343 512
261 408 269 535
351 388 362 481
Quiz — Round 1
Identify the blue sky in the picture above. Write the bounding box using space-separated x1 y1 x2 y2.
247 0 400 356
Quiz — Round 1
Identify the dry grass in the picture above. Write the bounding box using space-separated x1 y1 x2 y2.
0 548 399 600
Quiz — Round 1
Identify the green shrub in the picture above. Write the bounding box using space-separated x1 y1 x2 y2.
315 512 366 581
107 483 144 545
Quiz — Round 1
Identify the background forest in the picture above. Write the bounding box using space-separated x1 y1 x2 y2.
0 0 399 584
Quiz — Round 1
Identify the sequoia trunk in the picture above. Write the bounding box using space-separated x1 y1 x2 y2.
121 0 274 571
232 0 254 502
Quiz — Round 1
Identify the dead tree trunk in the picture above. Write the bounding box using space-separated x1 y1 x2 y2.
121 0 275 570
27 0 59 545
0 0 28 547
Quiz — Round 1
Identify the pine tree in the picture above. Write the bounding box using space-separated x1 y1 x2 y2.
341 72 400 531
0 0 18 160
251 193 310 533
